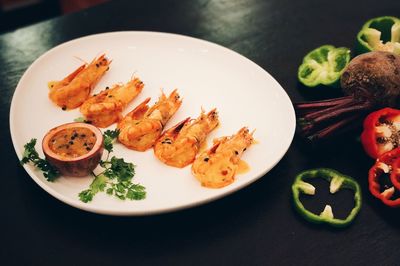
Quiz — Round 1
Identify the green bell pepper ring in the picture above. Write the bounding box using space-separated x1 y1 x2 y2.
297 45 351 88
292 168 362 227
356 16 400 55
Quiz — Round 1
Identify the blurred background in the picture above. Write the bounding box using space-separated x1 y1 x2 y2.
0 0 109 33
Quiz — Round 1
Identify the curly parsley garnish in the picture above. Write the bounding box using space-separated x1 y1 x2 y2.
103 129 120 153
20 139 60 182
79 129 146 203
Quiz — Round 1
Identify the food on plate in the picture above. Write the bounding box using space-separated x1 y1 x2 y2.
368 148 400 207
80 77 144 127
41 122 104 177
296 51 400 140
21 139 60 181
21 127 146 203
154 109 219 168
292 168 362 227
298 45 351 88
48 54 111 110
356 16 400 55
79 129 146 203
117 89 182 151
191 127 254 188
361 108 400 159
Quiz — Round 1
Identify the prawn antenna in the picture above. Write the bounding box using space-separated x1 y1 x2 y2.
131 70 138 80
73 56 88 64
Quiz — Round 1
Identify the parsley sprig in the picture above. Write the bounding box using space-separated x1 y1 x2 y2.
103 129 120 154
78 129 146 203
20 139 60 182
73 117 91 123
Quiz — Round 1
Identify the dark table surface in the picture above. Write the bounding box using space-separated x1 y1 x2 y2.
1 0 400 265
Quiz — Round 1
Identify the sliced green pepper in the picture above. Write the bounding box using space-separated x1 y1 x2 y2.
297 45 351 87
292 168 362 227
356 16 400 55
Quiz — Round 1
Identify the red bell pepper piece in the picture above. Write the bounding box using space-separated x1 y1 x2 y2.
369 147 400 207
390 157 400 191
361 108 400 159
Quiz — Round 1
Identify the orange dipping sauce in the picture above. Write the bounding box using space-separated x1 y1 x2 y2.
48 127 97 158
237 159 250 174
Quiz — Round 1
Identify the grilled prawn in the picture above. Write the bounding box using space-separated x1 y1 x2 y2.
48 54 111 110
154 109 219 168
117 89 182 151
191 127 254 188
80 78 144 128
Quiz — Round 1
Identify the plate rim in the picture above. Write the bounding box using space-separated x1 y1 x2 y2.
9 31 296 216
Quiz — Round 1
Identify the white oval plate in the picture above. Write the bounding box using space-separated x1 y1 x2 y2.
10 32 295 216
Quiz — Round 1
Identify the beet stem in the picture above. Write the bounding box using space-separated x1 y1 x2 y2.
312 101 372 124
295 85 378 140
295 96 354 109
302 100 356 120
309 115 360 140
300 114 343 136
